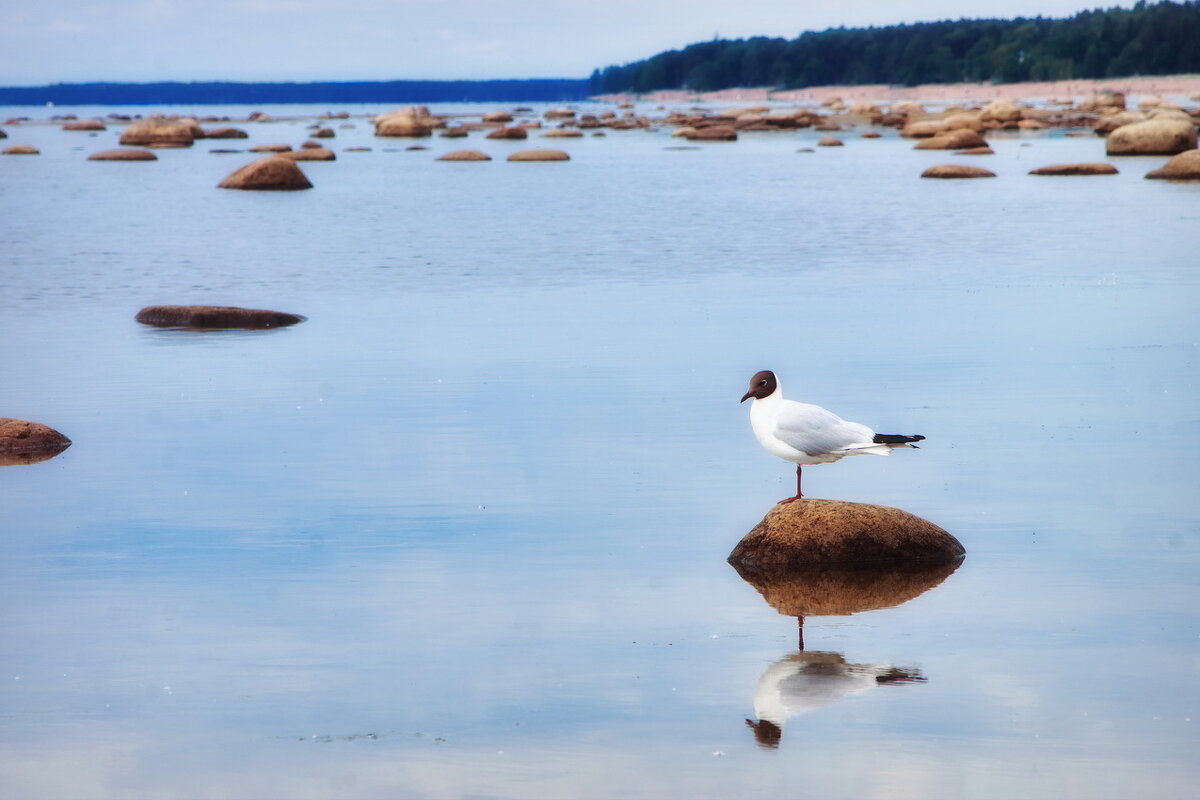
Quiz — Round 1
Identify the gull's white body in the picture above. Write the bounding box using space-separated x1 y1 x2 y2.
747 384 893 465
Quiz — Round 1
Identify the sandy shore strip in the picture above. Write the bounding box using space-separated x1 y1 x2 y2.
597 74 1200 107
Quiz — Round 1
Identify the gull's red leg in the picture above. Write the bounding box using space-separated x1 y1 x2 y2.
778 465 803 504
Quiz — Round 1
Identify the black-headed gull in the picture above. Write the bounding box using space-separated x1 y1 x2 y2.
740 370 924 503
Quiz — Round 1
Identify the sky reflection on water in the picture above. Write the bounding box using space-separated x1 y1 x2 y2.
1 103 1198 798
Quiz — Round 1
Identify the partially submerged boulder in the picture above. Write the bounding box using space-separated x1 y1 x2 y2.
278 147 336 161
0 418 72 466
205 127 249 139
374 107 437 137
1029 162 1119 175
119 117 195 147
921 164 996 179
542 129 583 138
728 499 964 569
436 149 492 161
1145 149 1200 180
63 119 106 131
485 126 527 140
135 305 306 329
1106 118 1198 156
506 149 570 162
217 156 312 190
87 149 157 161
913 129 987 150
248 143 292 153
684 125 738 141
3 145 40 155
817 136 844 146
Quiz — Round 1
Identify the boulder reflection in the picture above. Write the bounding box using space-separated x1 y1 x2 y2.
731 560 961 747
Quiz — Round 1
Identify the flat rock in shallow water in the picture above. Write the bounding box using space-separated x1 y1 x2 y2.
88 149 157 161
135 305 306 329
0 418 71 465
921 164 996 179
729 499 964 569
1029 162 1118 175
507 149 570 162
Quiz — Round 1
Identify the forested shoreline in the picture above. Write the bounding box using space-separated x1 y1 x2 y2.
590 1 1200 94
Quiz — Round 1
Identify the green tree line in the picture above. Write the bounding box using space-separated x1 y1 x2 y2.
590 1 1200 93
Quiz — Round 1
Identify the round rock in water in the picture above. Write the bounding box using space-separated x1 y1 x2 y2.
1145 149 1200 180
437 149 492 162
728 499 965 569
217 156 312 190
135 305 306 329
0 418 72 466
921 164 996 179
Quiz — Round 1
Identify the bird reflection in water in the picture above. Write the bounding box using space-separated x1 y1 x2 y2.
731 559 960 748
746 650 925 748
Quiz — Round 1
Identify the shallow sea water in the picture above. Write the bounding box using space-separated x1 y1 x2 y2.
1 102 1198 799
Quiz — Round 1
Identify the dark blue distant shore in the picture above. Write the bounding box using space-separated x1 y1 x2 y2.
0 79 591 106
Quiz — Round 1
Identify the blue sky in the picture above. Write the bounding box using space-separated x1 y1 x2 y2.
1 1 1134 85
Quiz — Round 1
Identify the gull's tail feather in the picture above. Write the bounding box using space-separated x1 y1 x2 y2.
873 433 925 449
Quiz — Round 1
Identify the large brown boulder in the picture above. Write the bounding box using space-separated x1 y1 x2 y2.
979 99 1024 125
119 117 195 147
278 147 336 161
87 149 157 161
0 418 72 466
1106 118 1198 155
135 305 306 329
63 119 106 131
436 149 492 161
1093 110 1146 135
507 149 570 162
921 164 996 178
204 127 249 139
942 112 984 132
728 499 964 569
901 119 949 138
1145 149 1200 180
913 129 987 150
374 107 437 138
1029 162 1119 176
217 156 313 190
482 110 514 123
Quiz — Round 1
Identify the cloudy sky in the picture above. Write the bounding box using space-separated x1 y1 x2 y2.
2 1 1134 85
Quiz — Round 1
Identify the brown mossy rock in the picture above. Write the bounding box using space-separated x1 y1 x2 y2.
1029 162 1119 175
436 149 492 161
135 305 306 329
87 149 157 161
1145 149 1200 180
507 149 570 162
278 147 336 161
728 499 965 569
0 418 72 465
119 117 195 147
921 164 996 179
913 129 987 150
3 145 38 155
485 126 527 140
217 156 312 190
817 136 844 146
63 119 106 131
205 127 249 139
1106 118 1198 156
730 559 962 619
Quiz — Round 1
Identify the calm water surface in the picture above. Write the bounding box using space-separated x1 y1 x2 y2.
1 102 1198 799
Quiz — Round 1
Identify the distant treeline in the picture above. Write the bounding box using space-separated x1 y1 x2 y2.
590 1 1200 93
0 79 591 106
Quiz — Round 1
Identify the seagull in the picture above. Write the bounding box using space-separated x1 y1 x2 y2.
740 370 924 503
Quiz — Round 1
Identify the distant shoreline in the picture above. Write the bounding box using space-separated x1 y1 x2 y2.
594 74 1200 106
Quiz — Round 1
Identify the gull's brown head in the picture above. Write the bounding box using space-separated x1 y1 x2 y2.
741 370 777 403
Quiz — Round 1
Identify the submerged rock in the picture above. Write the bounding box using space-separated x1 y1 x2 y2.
1028 162 1119 175
87 149 157 161
1145 149 1200 180
3 145 40 155
119 117 195 147
921 164 996 179
507 149 570 162
485 126 527 140
728 499 964 569
0 418 72 466
436 149 492 161
278 147 336 161
217 156 313 190
913 129 987 150
817 136 844 147
135 305 306 329
63 119 106 131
